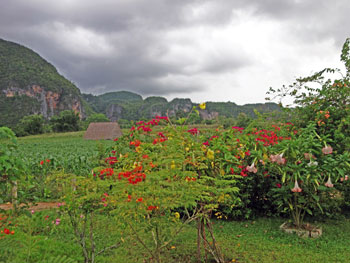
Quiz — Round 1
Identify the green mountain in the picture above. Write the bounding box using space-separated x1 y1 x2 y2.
0 38 85 128
0 38 280 128
82 92 281 122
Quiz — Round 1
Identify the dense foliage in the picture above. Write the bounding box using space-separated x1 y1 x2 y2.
50 110 81 133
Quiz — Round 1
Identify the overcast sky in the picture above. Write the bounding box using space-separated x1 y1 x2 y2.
0 0 349 104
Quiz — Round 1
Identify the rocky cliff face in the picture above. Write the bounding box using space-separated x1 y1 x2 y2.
199 110 219 120
2 85 83 119
106 104 124 121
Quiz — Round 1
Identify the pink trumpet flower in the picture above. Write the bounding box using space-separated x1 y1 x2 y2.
246 163 257 173
270 153 286 165
322 145 333 155
291 180 302 193
340 175 349 182
325 177 334 188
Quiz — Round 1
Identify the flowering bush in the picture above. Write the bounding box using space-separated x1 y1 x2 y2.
87 115 243 262
266 123 349 227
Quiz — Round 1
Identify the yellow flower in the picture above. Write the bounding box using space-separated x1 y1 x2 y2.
199 103 206 110
207 149 214 160
170 160 176 169
174 212 180 219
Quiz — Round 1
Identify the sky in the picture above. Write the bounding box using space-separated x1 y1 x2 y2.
0 0 349 105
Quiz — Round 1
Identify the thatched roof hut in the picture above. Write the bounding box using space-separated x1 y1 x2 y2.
84 122 122 140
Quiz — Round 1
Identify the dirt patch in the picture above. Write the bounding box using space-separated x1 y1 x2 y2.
0 202 60 212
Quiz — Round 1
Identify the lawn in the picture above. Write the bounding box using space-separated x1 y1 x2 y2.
1 211 349 263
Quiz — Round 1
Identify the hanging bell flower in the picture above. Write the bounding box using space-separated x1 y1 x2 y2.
322 145 333 155
270 153 286 165
246 162 257 173
325 176 334 187
291 180 302 193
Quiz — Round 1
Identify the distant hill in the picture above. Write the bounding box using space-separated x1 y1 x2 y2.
0 38 280 128
83 91 281 122
0 38 85 128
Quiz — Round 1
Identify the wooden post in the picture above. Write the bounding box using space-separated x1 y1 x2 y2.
11 180 18 210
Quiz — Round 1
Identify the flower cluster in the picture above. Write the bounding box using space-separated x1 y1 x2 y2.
252 129 290 146
130 140 141 147
40 159 51 165
118 166 146 185
97 168 114 179
105 156 118 165
232 126 244 133
187 128 199 135
147 205 158 211
1 228 14 235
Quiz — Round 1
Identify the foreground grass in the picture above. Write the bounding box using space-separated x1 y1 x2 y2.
1 212 349 263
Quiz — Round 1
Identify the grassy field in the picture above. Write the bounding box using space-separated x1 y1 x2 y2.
1 212 350 263
16 131 115 176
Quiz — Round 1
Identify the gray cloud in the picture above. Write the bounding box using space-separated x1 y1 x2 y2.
0 0 349 101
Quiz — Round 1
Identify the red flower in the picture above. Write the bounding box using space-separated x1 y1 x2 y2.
46 159 50 163
136 121 145 126
142 126 152 132
3 228 10 235
158 132 166 138
99 168 114 178
40 160 44 165
147 205 158 211
276 183 282 188
113 138 119 142
232 126 244 132
155 116 169 121
187 128 199 135
136 197 143 202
